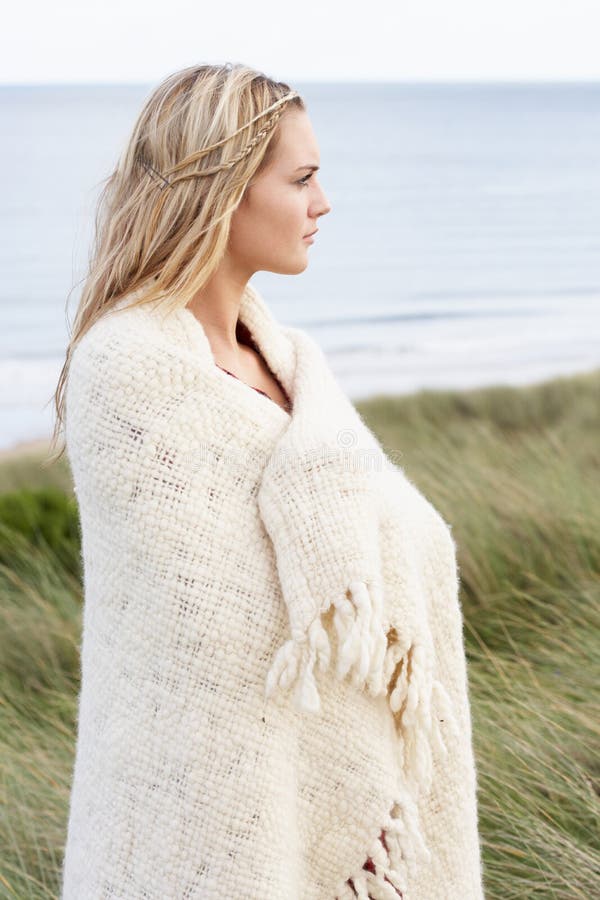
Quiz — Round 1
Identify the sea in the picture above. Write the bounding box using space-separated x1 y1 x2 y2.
1 81 599 451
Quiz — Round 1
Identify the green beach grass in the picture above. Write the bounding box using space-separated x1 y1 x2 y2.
1 368 598 898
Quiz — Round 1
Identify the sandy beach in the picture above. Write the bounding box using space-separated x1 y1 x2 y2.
0 436 54 464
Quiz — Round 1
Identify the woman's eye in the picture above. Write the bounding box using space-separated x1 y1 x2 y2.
298 173 313 186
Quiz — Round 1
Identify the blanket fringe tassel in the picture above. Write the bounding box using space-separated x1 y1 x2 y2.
334 785 432 899
264 580 460 774
265 579 390 713
265 579 461 896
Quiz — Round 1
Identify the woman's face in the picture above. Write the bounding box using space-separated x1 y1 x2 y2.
227 109 332 276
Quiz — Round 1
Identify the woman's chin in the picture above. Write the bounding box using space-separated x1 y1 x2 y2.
268 255 310 275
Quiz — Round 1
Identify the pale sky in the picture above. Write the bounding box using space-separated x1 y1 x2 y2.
3 0 600 84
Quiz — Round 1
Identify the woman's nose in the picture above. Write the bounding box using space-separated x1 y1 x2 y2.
316 186 332 217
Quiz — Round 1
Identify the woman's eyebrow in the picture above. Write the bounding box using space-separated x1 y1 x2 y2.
294 164 320 172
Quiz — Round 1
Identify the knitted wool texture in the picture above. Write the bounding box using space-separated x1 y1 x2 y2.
60 281 485 899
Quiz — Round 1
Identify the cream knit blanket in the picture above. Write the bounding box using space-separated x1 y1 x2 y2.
60 281 485 899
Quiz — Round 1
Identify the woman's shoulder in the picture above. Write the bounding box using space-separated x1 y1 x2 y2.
73 301 166 358
65 306 207 457
70 300 195 388
65 303 206 488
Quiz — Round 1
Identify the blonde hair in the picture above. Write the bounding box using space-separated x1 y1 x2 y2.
46 63 305 464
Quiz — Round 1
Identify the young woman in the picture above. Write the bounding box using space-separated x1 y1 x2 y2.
53 63 485 899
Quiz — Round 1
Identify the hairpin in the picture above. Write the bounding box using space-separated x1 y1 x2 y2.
139 158 172 190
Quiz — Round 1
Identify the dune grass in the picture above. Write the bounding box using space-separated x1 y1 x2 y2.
1 368 599 898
